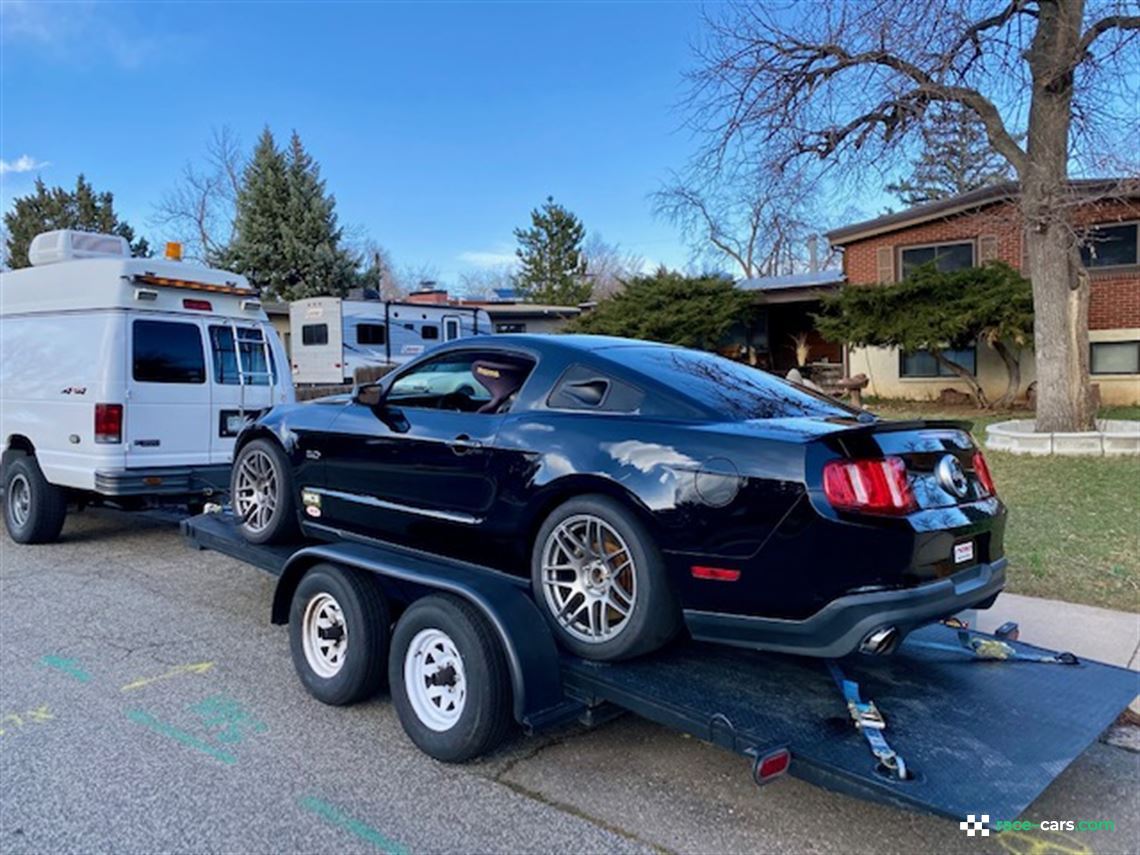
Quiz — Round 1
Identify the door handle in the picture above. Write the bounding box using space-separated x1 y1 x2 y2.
451 434 484 454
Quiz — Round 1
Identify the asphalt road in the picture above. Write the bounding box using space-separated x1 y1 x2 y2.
1 508 1137 855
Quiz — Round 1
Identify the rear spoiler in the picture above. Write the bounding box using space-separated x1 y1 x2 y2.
819 418 976 456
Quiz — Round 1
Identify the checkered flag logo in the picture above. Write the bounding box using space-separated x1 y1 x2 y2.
960 814 990 837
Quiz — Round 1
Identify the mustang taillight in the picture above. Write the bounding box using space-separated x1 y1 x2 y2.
94 403 123 444
972 450 997 496
822 456 915 514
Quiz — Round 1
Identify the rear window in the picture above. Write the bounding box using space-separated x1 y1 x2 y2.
132 320 205 384
619 347 857 420
302 324 328 346
209 325 276 386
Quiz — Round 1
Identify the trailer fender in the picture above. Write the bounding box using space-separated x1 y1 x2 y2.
273 542 569 728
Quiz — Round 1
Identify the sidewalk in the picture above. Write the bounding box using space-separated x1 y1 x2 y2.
969 592 1140 713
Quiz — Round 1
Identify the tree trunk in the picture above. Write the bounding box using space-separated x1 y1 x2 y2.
1022 0 1095 432
992 340 1022 410
932 349 990 409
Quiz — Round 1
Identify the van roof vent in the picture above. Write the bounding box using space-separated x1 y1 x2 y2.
28 230 130 266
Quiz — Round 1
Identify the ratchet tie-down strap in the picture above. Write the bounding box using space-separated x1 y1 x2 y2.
911 618 1080 665
825 660 908 780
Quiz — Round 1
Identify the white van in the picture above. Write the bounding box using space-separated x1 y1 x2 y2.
0 230 293 543
290 297 493 385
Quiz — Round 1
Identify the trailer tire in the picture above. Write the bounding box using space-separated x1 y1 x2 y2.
389 594 512 763
3 454 67 544
232 438 298 545
289 563 390 706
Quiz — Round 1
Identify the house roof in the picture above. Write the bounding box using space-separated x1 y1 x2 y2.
736 269 845 292
825 178 1140 246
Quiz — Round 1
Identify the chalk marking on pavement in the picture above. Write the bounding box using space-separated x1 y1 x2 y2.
0 706 53 737
121 662 214 692
40 656 92 682
298 796 409 854
125 709 237 764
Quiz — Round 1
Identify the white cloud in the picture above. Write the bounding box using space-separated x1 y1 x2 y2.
458 250 518 270
1 0 158 70
0 155 49 175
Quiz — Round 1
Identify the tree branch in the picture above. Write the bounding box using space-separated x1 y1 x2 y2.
1078 14 1140 54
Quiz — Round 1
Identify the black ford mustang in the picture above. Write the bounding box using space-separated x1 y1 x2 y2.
232 334 1005 661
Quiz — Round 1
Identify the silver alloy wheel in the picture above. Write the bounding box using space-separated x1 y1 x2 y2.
541 513 637 644
8 473 31 529
404 628 467 732
301 592 348 678
234 448 278 533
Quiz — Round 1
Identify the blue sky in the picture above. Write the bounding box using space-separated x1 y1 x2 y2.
2 1 722 282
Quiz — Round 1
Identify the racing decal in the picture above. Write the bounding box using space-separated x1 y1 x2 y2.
302 490 322 518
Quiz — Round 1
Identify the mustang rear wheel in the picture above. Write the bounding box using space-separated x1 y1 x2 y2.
232 438 298 544
532 495 679 661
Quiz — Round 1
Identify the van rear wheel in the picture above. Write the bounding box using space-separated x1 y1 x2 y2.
3 454 67 544
232 438 298 544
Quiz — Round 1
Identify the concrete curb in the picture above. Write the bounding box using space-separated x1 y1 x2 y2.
986 419 1140 456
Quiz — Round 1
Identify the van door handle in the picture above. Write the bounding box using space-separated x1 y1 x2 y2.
451 434 483 454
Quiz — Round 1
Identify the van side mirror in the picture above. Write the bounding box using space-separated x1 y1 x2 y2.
354 385 384 407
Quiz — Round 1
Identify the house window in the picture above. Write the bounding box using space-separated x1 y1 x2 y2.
899 242 975 278
496 322 526 333
302 323 328 346
1090 341 1140 374
356 323 386 345
899 346 977 378
1080 223 1139 269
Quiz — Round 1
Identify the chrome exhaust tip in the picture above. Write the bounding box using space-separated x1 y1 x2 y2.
860 626 900 656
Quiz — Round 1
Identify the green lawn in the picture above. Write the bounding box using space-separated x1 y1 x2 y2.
867 401 1140 613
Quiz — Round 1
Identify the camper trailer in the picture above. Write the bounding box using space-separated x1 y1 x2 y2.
0 230 293 543
289 297 492 385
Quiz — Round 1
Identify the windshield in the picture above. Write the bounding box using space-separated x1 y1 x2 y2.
618 346 859 421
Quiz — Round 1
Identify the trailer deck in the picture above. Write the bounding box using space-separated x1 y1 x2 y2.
183 511 1137 822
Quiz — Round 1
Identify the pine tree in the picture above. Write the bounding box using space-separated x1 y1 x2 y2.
279 132 358 301
886 105 1014 207
222 128 291 296
513 196 590 305
223 129 358 301
3 175 149 269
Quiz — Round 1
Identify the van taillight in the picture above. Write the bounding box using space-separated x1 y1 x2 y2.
95 404 123 444
822 456 915 514
182 298 213 311
972 450 997 496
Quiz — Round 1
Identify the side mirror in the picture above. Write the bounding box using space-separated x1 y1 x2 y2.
354 384 384 407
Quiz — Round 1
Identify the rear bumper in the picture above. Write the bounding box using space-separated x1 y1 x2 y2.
683 558 1006 659
94 465 230 497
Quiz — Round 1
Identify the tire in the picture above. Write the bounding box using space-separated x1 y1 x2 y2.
531 494 679 661
3 454 67 544
289 563 390 706
232 438 299 544
389 594 512 763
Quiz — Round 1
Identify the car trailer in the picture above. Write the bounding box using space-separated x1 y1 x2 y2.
183 511 1137 822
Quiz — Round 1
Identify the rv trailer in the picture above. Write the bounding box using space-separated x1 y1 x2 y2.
289 298 492 385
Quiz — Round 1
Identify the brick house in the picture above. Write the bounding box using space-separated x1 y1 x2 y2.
824 180 1140 405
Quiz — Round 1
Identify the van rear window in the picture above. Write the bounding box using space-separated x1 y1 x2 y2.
133 320 206 384
302 324 329 345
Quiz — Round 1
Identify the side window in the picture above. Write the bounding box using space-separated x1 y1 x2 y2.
209 325 275 385
357 323 387 345
548 364 645 413
302 323 328 346
387 352 534 413
496 322 526 333
133 320 206 384
421 324 439 341
443 317 461 341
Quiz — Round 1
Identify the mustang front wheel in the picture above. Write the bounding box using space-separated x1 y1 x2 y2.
532 494 679 661
232 438 298 544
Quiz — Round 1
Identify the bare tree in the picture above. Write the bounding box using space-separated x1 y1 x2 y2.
151 127 245 264
689 0 1139 431
581 233 645 297
653 165 822 279
350 238 406 300
458 266 516 300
